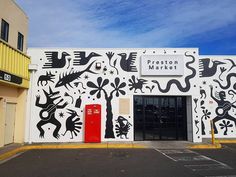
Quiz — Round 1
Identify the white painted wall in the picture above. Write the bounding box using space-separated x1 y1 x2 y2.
199 56 236 138
26 48 201 143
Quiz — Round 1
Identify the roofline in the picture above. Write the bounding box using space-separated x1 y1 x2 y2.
12 0 29 19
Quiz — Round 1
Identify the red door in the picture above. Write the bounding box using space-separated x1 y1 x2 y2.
84 104 101 143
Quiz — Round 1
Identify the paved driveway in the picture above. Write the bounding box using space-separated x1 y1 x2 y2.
0 144 235 177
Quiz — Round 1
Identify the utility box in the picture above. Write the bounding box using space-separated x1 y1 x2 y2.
84 104 101 143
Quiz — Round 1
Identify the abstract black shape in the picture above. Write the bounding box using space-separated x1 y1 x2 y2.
37 71 55 86
64 92 74 104
118 52 137 72
128 75 147 93
200 88 206 99
200 109 211 135
145 85 155 93
115 116 132 139
43 51 70 69
106 52 119 74
214 73 236 90
219 120 233 135
209 85 236 134
152 52 196 93
199 58 225 77
87 77 126 138
219 67 226 81
74 82 86 89
55 61 97 89
73 51 101 66
193 98 198 113
228 90 236 99
35 87 68 139
194 120 200 134
75 96 82 108
225 59 236 72
62 109 82 139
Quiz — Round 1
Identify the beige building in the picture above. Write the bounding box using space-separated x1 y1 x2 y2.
0 0 30 147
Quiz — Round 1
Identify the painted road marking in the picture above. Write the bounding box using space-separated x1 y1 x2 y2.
185 164 233 171
154 148 177 162
170 155 211 161
159 149 197 154
205 175 236 177
0 152 25 165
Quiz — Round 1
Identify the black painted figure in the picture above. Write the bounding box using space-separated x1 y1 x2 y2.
199 58 225 77
73 51 101 65
43 51 70 69
87 77 126 138
62 109 82 139
37 71 55 86
210 85 236 134
152 52 196 93
35 87 68 139
128 75 147 93
200 88 206 99
118 52 137 72
214 73 236 90
115 116 132 139
225 59 236 72
55 61 97 89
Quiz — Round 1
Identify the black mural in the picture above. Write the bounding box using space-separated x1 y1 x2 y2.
152 52 196 93
228 90 236 99
64 92 74 104
214 73 236 90
200 88 206 99
118 52 137 72
35 87 68 139
73 51 101 65
193 98 198 113
75 96 82 108
219 67 226 81
219 120 233 135
199 58 225 77
37 71 55 86
194 120 200 134
146 85 155 93
74 82 86 89
87 77 126 138
55 61 97 89
128 75 147 93
115 116 132 139
106 52 119 74
210 85 236 134
200 100 211 135
43 51 70 69
225 59 236 72
62 109 82 139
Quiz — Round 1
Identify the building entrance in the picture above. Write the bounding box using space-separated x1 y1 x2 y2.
134 96 187 140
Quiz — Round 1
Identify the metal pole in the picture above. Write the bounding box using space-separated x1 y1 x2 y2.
210 120 215 145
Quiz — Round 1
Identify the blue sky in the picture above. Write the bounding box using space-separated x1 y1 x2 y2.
16 0 236 54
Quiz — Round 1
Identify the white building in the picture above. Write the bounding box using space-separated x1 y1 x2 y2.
25 48 236 143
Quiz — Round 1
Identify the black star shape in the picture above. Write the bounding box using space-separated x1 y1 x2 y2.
110 70 114 75
202 81 206 85
59 112 64 118
84 75 89 79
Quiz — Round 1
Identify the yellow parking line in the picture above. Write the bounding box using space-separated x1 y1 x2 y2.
188 143 222 149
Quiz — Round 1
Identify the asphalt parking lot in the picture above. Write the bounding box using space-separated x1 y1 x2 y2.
0 144 235 177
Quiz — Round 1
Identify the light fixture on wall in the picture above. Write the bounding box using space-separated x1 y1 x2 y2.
95 62 101 70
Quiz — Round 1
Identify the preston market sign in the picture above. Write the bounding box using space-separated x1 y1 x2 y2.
141 55 184 76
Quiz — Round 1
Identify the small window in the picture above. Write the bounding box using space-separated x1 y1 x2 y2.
17 32 24 51
1 19 9 42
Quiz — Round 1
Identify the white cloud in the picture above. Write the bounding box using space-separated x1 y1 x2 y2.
16 0 236 49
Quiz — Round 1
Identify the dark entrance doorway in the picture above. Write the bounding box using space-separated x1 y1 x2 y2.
134 96 187 140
